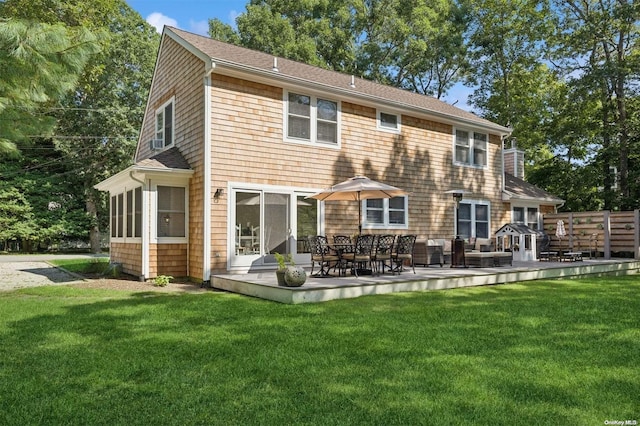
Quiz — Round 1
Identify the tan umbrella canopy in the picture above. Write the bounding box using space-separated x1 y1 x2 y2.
307 176 408 233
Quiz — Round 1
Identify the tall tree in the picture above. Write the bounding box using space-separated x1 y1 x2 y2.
354 0 468 98
553 0 640 209
465 0 557 133
1 0 158 251
0 19 100 155
209 0 468 97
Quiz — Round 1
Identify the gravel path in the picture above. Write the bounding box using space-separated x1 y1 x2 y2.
0 261 83 291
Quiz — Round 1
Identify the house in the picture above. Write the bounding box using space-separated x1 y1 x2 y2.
94 26 563 284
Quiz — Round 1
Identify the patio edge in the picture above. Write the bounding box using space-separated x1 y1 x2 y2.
212 260 640 304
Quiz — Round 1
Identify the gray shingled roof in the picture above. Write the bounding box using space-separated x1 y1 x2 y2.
504 173 563 203
136 147 191 170
167 27 511 134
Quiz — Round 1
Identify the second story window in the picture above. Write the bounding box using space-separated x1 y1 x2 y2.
286 92 338 145
455 129 487 167
377 111 400 132
155 98 174 148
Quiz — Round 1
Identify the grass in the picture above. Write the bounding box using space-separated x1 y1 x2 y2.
49 257 111 275
0 276 638 425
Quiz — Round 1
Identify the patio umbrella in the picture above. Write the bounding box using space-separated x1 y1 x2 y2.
307 175 408 233
556 219 567 252
555 220 566 240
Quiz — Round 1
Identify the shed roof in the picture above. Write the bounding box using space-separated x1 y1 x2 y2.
503 173 564 204
136 147 191 170
166 27 511 135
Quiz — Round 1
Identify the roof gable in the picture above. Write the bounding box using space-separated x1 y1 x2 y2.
165 26 511 135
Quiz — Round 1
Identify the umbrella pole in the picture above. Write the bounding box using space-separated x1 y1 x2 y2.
358 192 362 234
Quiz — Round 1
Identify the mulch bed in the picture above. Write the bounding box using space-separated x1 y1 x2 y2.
70 273 208 294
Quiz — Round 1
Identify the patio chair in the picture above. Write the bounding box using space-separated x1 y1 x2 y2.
391 234 417 274
332 235 354 276
333 235 354 251
372 234 396 275
341 234 375 277
308 235 340 277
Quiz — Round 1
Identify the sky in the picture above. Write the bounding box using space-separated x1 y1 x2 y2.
125 0 474 111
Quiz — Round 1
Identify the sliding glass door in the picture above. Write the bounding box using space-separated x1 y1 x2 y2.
230 188 318 270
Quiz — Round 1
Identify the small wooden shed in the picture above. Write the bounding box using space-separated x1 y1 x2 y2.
495 223 538 261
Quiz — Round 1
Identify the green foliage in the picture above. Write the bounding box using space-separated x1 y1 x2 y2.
0 277 638 423
49 257 110 274
273 252 294 270
0 0 158 251
152 275 173 287
0 19 100 154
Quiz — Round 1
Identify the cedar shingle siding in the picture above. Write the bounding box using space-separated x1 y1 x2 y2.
97 26 560 280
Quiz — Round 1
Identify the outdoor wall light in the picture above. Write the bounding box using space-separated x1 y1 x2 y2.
214 188 224 200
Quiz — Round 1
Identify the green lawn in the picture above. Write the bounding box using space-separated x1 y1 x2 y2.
0 276 638 425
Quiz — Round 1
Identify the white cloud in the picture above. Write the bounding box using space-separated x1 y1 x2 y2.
189 19 209 36
146 12 178 34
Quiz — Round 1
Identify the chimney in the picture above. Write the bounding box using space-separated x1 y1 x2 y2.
503 138 525 179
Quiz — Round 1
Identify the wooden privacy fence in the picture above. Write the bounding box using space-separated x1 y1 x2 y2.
543 211 640 259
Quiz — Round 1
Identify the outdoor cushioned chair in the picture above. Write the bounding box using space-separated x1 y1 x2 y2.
391 234 417 274
308 235 340 277
341 234 375 277
372 234 396 275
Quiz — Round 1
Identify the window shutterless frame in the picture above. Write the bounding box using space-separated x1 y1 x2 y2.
377 110 401 133
362 196 408 230
284 90 340 147
155 97 175 149
453 128 488 168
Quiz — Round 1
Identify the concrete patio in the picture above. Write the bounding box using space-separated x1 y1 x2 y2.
212 258 640 304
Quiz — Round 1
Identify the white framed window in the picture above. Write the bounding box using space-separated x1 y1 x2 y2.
363 196 408 229
513 206 539 230
454 129 487 168
155 97 174 148
377 110 400 133
157 186 186 238
285 91 339 145
457 200 490 239
110 187 142 240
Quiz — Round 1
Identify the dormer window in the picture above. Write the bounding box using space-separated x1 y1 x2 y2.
155 98 174 148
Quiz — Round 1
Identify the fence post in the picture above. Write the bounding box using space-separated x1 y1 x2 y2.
568 212 574 250
635 210 640 259
603 210 611 260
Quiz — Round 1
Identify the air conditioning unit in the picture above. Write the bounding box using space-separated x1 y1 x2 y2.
149 139 163 150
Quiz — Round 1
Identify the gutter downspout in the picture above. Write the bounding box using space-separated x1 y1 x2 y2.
202 60 215 285
500 134 508 195
129 171 149 281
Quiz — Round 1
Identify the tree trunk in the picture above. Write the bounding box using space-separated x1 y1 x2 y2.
86 198 101 254
615 29 630 208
